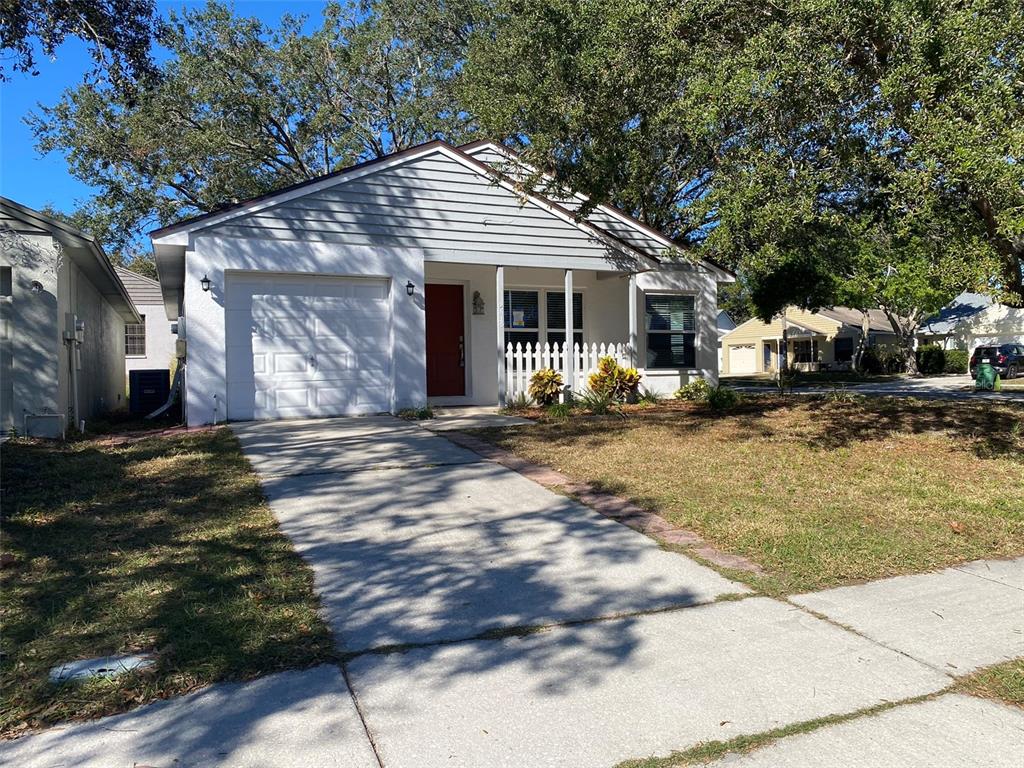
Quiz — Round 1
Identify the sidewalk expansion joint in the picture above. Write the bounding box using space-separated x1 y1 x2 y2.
255 459 486 481
339 661 386 768
782 598 959 680
339 592 756 662
952 566 1024 592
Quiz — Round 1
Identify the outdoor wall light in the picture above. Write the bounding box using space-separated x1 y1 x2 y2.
200 274 211 292
30 280 44 294
406 280 415 297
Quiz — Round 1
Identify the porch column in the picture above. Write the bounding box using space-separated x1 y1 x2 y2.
564 269 575 394
628 273 638 366
496 266 506 406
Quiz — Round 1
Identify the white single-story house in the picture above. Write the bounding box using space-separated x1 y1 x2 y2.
1 197 139 436
150 140 733 426
919 292 1024 352
115 266 177 379
721 306 899 375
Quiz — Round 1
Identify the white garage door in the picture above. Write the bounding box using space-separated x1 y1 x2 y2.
729 344 757 374
226 274 391 421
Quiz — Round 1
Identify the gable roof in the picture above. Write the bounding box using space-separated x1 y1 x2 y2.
460 140 734 280
0 197 139 322
150 140 655 267
817 307 896 334
920 292 994 335
115 266 163 307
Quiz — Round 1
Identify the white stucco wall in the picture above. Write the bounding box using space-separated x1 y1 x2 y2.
1 230 126 431
182 235 425 426
1 233 61 431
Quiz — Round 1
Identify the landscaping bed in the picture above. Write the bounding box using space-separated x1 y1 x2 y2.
477 396 1024 594
0 428 333 737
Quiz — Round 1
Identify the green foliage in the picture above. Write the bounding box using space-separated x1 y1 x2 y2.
528 367 564 405
30 0 477 247
587 356 642 402
1 0 159 82
674 378 712 402
944 349 969 374
861 346 906 375
635 387 663 406
825 385 859 404
546 402 575 420
398 405 434 420
916 344 947 375
464 0 1023 342
502 392 533 413
706 385 740 412
576 387 617 415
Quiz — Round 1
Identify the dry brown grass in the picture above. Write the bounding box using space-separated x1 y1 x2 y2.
479 396 1024 593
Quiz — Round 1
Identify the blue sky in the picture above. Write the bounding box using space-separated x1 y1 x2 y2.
0 1 328 215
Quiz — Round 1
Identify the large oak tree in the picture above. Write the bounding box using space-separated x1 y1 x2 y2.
463 0 1024 370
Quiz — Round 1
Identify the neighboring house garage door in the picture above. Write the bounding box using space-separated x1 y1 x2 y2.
225 273 391 420
729 344 757 374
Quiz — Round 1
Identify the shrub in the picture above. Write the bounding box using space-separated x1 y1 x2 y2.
706 385 741 411
528 368 564 405
916 344 946 375
503 392 533 413
576 386 618 415
398 405 434 420
635 387 662 406
860 346 883 374
546 402 575 420
588 356 642 402
675 377 712 402
944 349 969 374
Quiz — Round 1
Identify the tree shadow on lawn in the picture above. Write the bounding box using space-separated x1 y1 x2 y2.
491 396 1024 464
0 430 334 736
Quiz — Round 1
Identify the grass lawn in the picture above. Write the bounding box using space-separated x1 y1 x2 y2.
957 658 1024 708
478 397 1024 594
720 372 906 388
0 428 333 737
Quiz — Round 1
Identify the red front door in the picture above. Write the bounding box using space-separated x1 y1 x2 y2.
425 283 466 396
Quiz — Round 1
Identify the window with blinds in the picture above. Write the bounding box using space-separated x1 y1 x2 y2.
545 291 583 348
125 316 146 356
645 294 695 368
504 290 539 346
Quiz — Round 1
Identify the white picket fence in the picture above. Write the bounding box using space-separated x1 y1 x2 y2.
504 341 633 403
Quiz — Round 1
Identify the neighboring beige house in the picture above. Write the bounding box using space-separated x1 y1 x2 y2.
115 266 176 381
721 306 899 375
0 198 139 436
919 292 1024 352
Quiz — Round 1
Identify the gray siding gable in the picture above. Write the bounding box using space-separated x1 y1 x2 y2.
202 152 633 264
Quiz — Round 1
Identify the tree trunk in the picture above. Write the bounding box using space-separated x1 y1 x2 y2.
883 309 921 375
855 312 870 372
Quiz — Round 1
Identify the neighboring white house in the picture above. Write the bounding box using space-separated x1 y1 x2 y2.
150 140 734 426
115 266 177 380
1 197 139 435
919 292 1024 352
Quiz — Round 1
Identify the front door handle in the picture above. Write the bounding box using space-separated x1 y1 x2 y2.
458 336 465 368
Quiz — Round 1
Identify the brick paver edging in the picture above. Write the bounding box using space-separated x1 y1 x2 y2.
443 430 764 575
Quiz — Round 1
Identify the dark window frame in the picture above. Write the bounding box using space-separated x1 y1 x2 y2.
644 293 696 369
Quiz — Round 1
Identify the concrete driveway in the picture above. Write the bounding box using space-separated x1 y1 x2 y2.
231 415 745 651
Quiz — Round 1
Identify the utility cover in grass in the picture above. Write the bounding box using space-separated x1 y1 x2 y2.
49 655 155 684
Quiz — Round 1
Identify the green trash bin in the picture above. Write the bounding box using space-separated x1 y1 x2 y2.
975 361 997 391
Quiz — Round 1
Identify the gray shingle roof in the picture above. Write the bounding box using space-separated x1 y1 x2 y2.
115 266 163 307
920 292 993 335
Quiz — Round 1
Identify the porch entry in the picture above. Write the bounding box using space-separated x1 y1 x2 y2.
425 283 466 396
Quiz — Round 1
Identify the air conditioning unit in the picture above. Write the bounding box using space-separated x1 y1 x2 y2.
24 413 66 439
